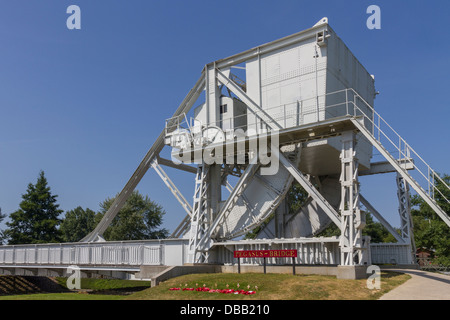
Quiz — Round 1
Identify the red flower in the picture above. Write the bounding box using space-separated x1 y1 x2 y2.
169 286 257 295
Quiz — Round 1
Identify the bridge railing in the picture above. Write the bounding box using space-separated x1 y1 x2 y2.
0 240 167 267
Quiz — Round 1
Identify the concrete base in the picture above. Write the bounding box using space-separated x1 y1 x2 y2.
146 265 220 287
145 264 377 286
135 266 170 280
336 265 367 280
220 264 339 277
148 264 347 286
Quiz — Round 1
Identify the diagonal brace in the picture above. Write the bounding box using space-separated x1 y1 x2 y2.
276 148 341 227
216 68 282 131
360 194 405 243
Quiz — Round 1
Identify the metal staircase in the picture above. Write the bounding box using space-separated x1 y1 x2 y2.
346 89 450 227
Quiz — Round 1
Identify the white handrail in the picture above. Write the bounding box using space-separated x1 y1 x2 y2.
0 241 165 266
165 87 448 210
346 88 449 203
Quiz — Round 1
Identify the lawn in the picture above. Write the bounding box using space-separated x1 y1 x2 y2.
54 277 151 292
0 277 151 300
0 292 125 300
0 271 410 300
127 271 410 300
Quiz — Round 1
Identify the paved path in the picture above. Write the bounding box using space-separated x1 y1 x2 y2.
379 269 450 300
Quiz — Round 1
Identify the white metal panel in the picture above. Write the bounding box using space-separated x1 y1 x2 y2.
0 240 189 268
242 25 375 177
207 66 219 127
62 247 72 264
256 37 327 129
325 30 375 169
26 248 36 264
193 103 207 127
370 243 414 265
142 246 162 265
165 241 185 266
245 57 261 133
326 31 375 106
5 249 14 264
212 238 341 265
38 247 49 264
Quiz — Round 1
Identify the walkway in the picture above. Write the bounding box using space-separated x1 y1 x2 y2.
379 268 450 300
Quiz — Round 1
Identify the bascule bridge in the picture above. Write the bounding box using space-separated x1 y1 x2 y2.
1 18 448 280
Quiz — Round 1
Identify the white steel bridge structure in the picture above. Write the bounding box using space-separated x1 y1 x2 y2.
1 18 448 280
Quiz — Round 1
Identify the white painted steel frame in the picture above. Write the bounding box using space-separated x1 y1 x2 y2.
187 164 210 263
339 131 366 266
214 237 341 266
0 241 165 267
151 159 193 216
396 173 414 241
351 118 450 228
78 17 448 276
396 173 416 263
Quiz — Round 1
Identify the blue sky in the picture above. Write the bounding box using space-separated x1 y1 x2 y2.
0 0 449 235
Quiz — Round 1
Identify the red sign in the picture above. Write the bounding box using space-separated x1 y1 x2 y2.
233 250 297 258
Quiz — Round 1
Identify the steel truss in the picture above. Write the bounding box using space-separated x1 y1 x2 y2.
396 173 416 263
80 25 449 274
338 131 367 265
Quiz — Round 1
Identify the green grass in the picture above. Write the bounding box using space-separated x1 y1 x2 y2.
54 277 151 291
127 271 411 300
0 277 151 300
0 272 410 300
0 292 125 300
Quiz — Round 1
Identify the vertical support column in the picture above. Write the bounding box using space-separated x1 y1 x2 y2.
396 173 416 264
209 165 222 225
245 53 262 134
274 199 287 238
339 131 365 266
206 65 220 127
188 164 211 264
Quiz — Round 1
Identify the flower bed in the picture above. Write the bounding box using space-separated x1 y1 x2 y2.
169 287 256 295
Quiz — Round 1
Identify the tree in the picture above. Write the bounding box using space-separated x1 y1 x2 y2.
245 180 401 242
286 181 397 242
0 208 6 244
362 213 398 243
411 173 450 266
4 171 63 244
245 181 310 239
97 190 168 241
60 206 97 242
286 181 310 214
316 210 400 243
